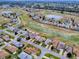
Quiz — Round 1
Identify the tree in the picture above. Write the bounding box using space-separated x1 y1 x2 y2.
17 37 21 42
25 29 27 31
51 46 54 50
15 32 18 35
67 52 72 58
26 36 30 40
61 9 64 14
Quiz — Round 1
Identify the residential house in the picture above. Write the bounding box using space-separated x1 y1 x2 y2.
35 36 45 42
45 39 52 45
5 45 18 53
65 46 73 53
57 42 65 50
29 33 37 39
24 47 38 55
0 50 10 59
23 31 29 38
73 45 79 59
0 38 4 46
2 11 13 18
12 40 24 48
18 51 32 59
10 19 17 23
13 28 19 33
29 13 35 17
63 45 73 57
2 35 10 42
52 37 60 48
32 15 40 20
0 38 4 42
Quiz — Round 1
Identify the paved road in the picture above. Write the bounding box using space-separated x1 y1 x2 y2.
21 38 68 59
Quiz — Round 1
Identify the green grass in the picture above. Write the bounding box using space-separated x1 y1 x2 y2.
41 42 46 47
6 29 14 33
26 44 34 48
70 35 79 44
0 26 5 29
45 53 60 59
20 35 25 38
42 58 46 59
36 49 41 56
8 53 20 59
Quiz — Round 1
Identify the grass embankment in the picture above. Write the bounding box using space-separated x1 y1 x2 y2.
45 53 60 59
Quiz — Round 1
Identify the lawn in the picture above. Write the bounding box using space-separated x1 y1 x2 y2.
45 53 60 59
0 26 4 29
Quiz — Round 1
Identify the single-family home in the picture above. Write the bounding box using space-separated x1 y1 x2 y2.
18 51 32 59
57 42 65 50
2 35 10 42
0 50 10 59
52 37 60 48
24 47 38 55
12 40 24 48
45 39 52 45
73 45 79 59
5 45 18 53
65 46 73 53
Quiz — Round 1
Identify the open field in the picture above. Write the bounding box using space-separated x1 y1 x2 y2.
5 7 79 45
0 9 11 25
0 15 10 25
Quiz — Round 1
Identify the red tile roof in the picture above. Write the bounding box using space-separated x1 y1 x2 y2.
24 47 38 54
73 45 79 57
5 45 18 53
52 37 60 48
0 50 9 59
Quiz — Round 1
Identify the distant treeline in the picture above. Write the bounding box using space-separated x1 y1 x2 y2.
1 1 79 13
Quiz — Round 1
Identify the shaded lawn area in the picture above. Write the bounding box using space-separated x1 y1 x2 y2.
8 53 20 59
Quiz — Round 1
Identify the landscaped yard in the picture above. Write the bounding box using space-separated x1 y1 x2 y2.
25 44 41 56
42 53 60 59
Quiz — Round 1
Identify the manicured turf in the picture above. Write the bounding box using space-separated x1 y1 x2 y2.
45 53 60 59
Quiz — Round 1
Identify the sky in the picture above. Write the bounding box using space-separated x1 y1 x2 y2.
0 0 79 2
